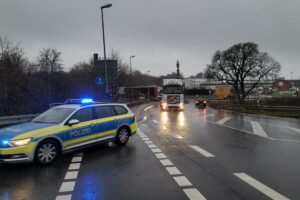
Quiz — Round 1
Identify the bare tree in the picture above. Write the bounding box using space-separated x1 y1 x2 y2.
208 42 281 100
0 37 27 115
38 48 63 73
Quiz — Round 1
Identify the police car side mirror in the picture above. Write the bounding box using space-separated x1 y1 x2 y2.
68 119 80 126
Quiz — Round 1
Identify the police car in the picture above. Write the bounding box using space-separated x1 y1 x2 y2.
0 99 137 165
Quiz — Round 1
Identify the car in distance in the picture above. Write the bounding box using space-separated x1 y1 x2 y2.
0 99 137 165
195 98 207 108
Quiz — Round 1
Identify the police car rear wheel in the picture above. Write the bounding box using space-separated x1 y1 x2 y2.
35 141 59 165
116 127 130 145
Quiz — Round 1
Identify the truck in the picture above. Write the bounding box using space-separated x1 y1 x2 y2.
160 79 184 111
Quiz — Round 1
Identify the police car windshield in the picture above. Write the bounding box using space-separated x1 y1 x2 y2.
32 107 76 123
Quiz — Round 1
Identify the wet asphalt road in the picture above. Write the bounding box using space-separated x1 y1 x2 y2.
1 102 300 200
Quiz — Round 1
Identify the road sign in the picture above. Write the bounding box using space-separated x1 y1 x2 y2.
96 76 105 85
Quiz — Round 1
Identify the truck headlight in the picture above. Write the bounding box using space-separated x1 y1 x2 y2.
10 138 32 147
179 103 184 109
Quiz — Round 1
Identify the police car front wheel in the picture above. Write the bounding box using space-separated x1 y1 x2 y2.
115 127 130 145
35 140 59 165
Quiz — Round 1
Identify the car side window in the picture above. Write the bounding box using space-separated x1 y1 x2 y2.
113 106 128 115
70 107 94 123
95 106 114 119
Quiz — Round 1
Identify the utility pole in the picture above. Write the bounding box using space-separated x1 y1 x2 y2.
130 55 135 102
100 3 112 92
176 61 180 79
147 70 150 101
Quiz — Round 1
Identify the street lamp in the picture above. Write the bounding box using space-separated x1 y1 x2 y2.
101 3 112 90
130 55 135 102
147 70 150 101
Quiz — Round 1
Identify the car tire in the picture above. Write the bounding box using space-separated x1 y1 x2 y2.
35 140 59 165
115 127 130 145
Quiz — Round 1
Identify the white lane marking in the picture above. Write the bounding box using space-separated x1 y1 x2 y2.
59 181 76 192
145 141 153 144
152 120 159 124
64 171 79 180
148 144 157 148
234 173 289 200
216 117 231 125
173 176 192 186
142 137 150 141
71 157 82 163
251 121 268 137
174 134 183 139
160 159 174 166
155 153 167 159
291 128 300 134
151 148 162 153
200 113 215 118
144 105 154 112
183 188 207 200
166 167 182 175
55 194 72 200
68 163 81 170
190 145 215 157
138 129 207 200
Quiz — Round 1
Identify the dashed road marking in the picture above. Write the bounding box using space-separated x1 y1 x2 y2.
183 188 207 200
166 167 182 175
71 157 82 163
216 117 231 125
234 173 289 200
155 153 167 159
190 145 215 157
151 148 162 153
138 129 207 200
251 121 268 137
173 176 192 186
69 163 81 170
145 140 153 144
148 144 157 148
64 171 79 180
56 153 84 200
55 194 72 200
142 137 150 141
59 181 76 192
160 159 174 166
174 134 183 139
291 128 300 134
152 120 159 124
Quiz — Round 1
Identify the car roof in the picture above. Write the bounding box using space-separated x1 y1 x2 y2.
54 103 127 110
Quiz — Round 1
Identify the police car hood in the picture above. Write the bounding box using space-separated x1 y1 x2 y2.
0 122 55 140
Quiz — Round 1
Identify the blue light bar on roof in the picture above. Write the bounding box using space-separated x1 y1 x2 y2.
81 98 94 104
2 140 9 145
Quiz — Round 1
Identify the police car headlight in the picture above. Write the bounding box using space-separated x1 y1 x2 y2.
10 138 32 147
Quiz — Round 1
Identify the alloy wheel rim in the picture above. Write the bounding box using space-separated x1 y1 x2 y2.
38 143 57 163
119 129 129 143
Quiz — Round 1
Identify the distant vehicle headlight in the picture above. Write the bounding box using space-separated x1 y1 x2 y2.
10 138 32 147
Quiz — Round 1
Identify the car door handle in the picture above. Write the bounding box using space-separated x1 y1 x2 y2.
91 123 96 127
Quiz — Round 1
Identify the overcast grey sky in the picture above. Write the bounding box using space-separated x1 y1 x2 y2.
0 0 299 78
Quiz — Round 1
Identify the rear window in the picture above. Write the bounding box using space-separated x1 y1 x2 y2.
113 106 128 115
95 106 114 119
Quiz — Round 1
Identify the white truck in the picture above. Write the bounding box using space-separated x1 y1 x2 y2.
160 79 184 111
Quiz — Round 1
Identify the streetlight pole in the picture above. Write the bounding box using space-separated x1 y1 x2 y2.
147 70 150 101
101 3 112 91
130 55 135 102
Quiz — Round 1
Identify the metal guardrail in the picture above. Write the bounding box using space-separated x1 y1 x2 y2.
208 100 300 112
0 114 39 127
0 101 146 128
